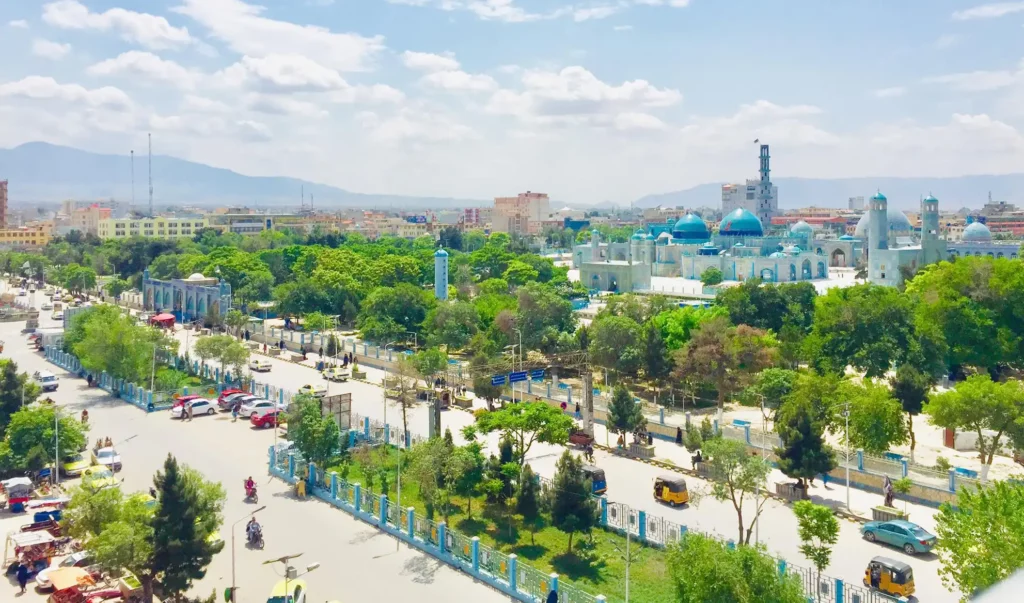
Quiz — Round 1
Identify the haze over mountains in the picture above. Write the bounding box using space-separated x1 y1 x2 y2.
1 142 1021 212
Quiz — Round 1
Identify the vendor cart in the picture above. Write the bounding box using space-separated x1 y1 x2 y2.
4 529 56 570
47 567 96 603
1 476 33 512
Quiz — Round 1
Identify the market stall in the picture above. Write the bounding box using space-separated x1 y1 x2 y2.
4 530 56 571
1 476 33 512
47 566 95 603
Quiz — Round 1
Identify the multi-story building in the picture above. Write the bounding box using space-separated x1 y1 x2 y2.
493 191 550 236
849 196 865 211
69 204 112 235
462 207 490 226
0 179 8 229
97 216 208 240
0 221 53 248
721 145 779 228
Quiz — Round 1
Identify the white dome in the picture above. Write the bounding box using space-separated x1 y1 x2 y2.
962 222 992 243
187 273 206 281
854 209 913 239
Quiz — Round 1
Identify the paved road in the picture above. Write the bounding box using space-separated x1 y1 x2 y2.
171 327 955 603
1 308 510 603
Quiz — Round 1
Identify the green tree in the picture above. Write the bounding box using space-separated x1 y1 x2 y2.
934 480 1024 601
303 311 332 332
0 360 40 433
516 463 543 544
465 401 574 466
607 385 644 443
641 320 672 385
926 374 1024 479
502 260 540 287
470 353 503 404
667 532 807 603
104 277 132 300
845 379 908 454
452 442 487 519
588 314 642 375
703 437 772 545
652 304 729 351
700 267 724 286
478 278 510 296
425 301 480 349
775 387 837 488
889 364 932 460
740 368 797 422
792 500 840 600
88 494 157 601
5 405 87 471
224 309 249 336
287 393 341 467
357 283 434 343
547 450 598 553
411 347 449 386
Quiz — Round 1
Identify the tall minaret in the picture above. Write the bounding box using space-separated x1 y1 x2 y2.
434 248 449 301
755 144 777 228
921 194 942 265
869 191 888 251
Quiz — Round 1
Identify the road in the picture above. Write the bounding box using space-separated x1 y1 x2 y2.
0 304 510 603
169 325 955 603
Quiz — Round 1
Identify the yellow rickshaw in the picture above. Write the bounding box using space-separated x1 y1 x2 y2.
654 474 689 507
864 556 915 598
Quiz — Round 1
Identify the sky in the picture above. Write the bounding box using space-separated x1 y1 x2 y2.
1 0 1024 203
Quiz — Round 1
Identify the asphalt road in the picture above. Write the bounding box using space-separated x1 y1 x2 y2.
1 303 511 603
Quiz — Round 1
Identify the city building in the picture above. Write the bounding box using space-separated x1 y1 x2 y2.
0 179 7 228
68 204 112 235
849 196 865 211
493 191 550 236
0 221 53 248
141 269 232 323
720 144 779 227
97 216 208 240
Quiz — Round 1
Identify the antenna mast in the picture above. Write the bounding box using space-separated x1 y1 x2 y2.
131 150 135 211
148 133 153 217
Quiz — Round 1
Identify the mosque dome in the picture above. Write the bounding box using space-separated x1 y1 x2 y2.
656 232 672 245
719 208 764 237
854 209 914 239
631 229 646 241
923 194 939 204
790 220 814 239
434 248 449 257
962 221 993 243
871 192 888 202
784 245 802 255
769 251 786 259
187 273 207 281
672 213 710 239
645 233 655 241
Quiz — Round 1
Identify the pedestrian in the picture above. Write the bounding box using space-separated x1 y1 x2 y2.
16 562 29 593
319 346 324 358
560 401 567 412
232 401 240 422
574 402 581 420
263 343 268 354
675 426 683 445
187 401 194 422
244 329 250 341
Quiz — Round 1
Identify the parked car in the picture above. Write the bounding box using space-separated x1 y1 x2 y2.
172 394 205 410
241 399 282 419
217 388 246 404
298 383 328 397
251 410 283 429
249 358 272 372
41 302 53 311
91 447 122 472
61 452 92 477
321 367 350 382
221 393 262 411
170 398 217 418
82 466 119 492
35 552 93 590
52 311 64 320
32 370 59 392
861 520 937 555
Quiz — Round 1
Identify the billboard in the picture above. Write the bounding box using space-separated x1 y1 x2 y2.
406 215 427 224
321 393 352 431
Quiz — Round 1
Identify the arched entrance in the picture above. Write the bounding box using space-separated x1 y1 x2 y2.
144 288 153 310
817 262 826 278
789 264 797 281
801 259 812 279
760 268 775 282
830 249 847 267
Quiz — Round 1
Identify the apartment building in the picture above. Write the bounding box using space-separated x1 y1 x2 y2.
97 216 208 240
493 191 550 235
0 221 53 248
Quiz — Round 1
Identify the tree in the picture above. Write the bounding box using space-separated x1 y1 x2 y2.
357 283 434 343
502 260 540 287
406 438 472 521
104 277 131 300
224 309 249 336
673 316 777 414
792 501 840 600
588 314 642 375
62 263 98 294
516 464 543 544
465 401 574 466
889 364 932 460
438 226 463 250
303 311 332 332
287 393 341 468
425 301 480 349
667 532 807 603
411 347 448 387
5 405 87 471
470 353 503 404
452 443 486 519
934 480 1024 600
391 356 419 439
845 379 908 454
703 437 772 545
926 374 1024 480
700 267 724 286
641 320 672 385
151 455 224 600
88 494 157 601
653 305 729 351
548 450 598 553
775 388 837 488
740 368 797 422
607 385 644 443
478 278 510 296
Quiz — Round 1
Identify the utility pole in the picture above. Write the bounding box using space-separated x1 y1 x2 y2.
147 133 154 217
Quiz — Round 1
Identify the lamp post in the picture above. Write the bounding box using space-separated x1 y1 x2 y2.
504 344 519 403
828 400 853 512
513 328 523 400
755 393 767 544
383 342 396 430
230 505 266 600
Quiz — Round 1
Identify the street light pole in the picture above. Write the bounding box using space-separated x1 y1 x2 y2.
53 406 60 487
384 342 395 431
231 505 266 601
844 403 851 512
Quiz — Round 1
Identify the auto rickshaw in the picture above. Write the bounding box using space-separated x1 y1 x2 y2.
863 556 915 598
654 474 689 507
582 465 607 495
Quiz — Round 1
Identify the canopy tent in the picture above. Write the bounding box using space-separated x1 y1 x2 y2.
48 566 95 591
149 313 175 327
4 530 55 564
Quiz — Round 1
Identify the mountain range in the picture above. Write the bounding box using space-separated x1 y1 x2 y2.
2 142 1021 211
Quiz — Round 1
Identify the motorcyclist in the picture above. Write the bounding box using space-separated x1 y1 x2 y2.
80 409 89 424
244 476 256 497
246 517 261 544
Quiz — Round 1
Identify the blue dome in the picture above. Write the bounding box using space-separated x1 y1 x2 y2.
718 208 764 236
645 233 655 241
434 248 449 257
854 209 913 238
631 229 645 241
790 220 814 238
962 221 992 243
924 194 939 204
672 213 710 239
872 191 888 202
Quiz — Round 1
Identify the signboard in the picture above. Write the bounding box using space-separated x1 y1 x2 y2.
321 393 352 431
509 371 528 383
529 369 545 380
406 215 427 224
491 375 507 386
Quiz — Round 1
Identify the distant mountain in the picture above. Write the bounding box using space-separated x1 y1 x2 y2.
636 175 1024 211
0 142 484 210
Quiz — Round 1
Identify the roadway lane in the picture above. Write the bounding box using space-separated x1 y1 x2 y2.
0 311 510 603
178 332 954 603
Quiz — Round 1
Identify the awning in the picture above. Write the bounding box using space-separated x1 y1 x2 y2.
8 531 55 547
48 567 95 591
151 313 175 321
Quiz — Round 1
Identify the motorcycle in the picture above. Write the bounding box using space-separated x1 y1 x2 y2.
244 483 259 504
248 526 264 549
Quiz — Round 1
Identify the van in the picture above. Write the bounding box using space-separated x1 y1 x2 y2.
33 370 59 392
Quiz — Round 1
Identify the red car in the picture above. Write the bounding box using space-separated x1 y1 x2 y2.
251 410 282 429
172 394 204 409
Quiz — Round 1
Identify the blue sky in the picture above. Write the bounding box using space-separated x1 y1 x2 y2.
1 0 1023 203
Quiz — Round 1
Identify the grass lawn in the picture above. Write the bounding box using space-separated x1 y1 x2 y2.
328 448 675 603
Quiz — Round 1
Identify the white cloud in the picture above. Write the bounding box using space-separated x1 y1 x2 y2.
330 84 406 104
360 107 476 143
9 20 29 28
464 0 564 22
245 94 329 118
868 114 1024 157
422 70 498 91
613 25 633 31
678 100 837 149
872 86 907 98
613 112 667 131
933 34 960 49
633 0 691 7
42 0 192 50
149 113 272 141
573 6 621 21
87 51 200 89
182 95 231 113
952 2 1024 20
31 39 71 60
401 51 461 73
923 66 1020 91
0 76 132 109
217 54 349 91
172 0 384 72
392 0 690 21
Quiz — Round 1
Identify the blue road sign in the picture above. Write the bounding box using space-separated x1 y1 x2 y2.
491 375 507 386
509 371 528 383
530 369 545 380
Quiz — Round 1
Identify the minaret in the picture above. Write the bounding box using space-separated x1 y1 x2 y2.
921 194 942 265
755 144 777 228
590 229 601 262
869 191 888 251
434 248 449 301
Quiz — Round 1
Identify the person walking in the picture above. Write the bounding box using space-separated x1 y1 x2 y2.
186 401 194 422
16 562 29 593
232 401 240 422
319 346 324 359
574 402 581 420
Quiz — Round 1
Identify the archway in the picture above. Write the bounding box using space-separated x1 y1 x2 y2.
997 252 1005 259
173 290 183 311
816 248 824 256
817 262 826 278
211 300 221 317
987 252 994 258
197 296 206 316
760 268 775 282
163 290 171 308
144 288 153 310
608 278 618 292
614 250 626 261
801 259 812 280
789 264 797 281
830 249 847 267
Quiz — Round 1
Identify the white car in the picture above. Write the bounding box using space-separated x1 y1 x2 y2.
41 302 53 311
18 289 26 296
240 399 283 419
248 358 272 372
91 446 122 472
52 311 64 320
32 370 59 392
170 398 217 418
298 383 328 397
